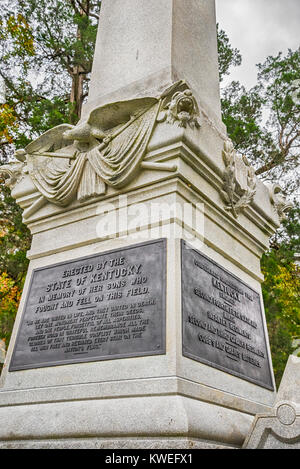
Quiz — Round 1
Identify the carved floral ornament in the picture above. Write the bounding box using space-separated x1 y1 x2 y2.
0 81 200 219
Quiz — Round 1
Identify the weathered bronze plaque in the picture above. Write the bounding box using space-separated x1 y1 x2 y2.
10 239 166 371
181 240 274 390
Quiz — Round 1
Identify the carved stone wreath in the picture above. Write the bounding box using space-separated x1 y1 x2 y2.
220 140 257 218
268 184 293 221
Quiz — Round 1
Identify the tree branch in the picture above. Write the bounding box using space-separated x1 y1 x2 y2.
75 0 99 19
69 0 80 15
255 155 285 176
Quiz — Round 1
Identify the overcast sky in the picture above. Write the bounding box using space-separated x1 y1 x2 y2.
215 0 300 89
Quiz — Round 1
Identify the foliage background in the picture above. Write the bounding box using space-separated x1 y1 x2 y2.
0 0 299 387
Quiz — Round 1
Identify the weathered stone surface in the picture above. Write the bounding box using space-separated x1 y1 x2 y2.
243 356 300 449
0 0 282 450
3 82 201 221
0 394 252 449
0 438 233 449
86 0 223 130
277 355 300 404
0 340 5 364
243 403 300 449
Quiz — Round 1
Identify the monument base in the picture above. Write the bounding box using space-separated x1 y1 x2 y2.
0 187 276 449
0 381 254 449
0 0 286 451
0 438 233 450
243 356 300 449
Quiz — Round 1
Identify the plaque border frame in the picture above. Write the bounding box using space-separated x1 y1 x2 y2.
181 240 275 391
9 238 167 372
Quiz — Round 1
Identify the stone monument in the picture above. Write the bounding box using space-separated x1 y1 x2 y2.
244 355 300 449
0 0 291 449
0 340 5 365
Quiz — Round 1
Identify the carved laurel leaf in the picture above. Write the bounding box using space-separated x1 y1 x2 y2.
222 140 236 171
234 189 256 213
242 154 250 167
222 150 233 167
223 174 235 192
247 167 257 191
223 140 234 154
220 189 231 204
220 140 257 218
220 140 237 213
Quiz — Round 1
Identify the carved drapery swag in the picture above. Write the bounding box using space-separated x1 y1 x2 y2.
0 80 205 220
0 81 292 224
27 99 161 206
87 102 160 189
2 81 201 217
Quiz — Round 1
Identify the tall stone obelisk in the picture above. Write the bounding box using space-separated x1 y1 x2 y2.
84 0 224 130
0 0 288 449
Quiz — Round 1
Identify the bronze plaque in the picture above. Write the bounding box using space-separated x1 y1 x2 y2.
10 239 166 371
181 240 274 390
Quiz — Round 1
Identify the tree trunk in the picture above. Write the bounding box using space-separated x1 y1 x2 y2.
70 66 85 122
69 1 88 122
